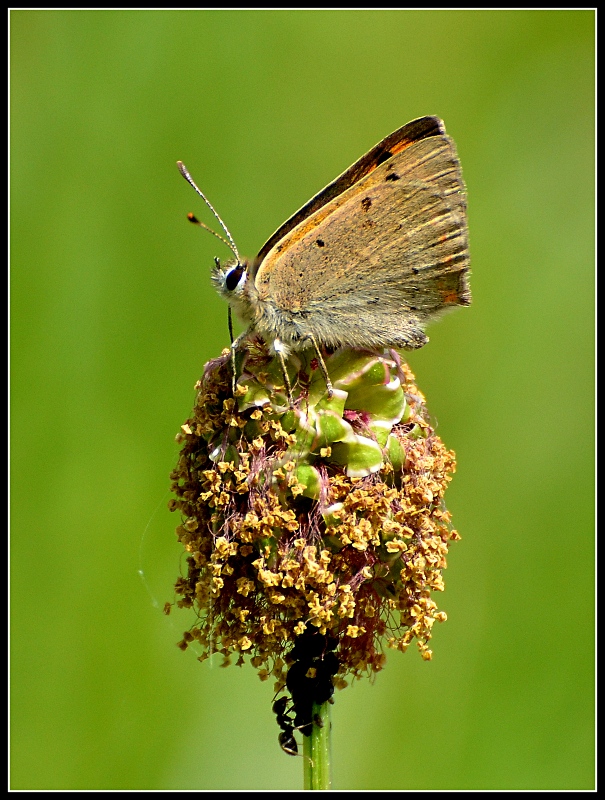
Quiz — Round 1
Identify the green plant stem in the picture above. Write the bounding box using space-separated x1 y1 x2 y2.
303 701 332 790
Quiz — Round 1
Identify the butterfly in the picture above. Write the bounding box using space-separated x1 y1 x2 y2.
178 115 470 402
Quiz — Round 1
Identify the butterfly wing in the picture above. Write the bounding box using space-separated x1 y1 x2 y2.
254 121 470 350
255 116 445 268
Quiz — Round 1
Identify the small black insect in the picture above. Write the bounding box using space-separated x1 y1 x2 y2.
283 627 340 740
278 728 298 757
273 627 341 755
273 696 299 757
273 696 290 727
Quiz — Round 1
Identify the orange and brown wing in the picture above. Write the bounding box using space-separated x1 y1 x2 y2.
253 121 470 350
254 116 446 268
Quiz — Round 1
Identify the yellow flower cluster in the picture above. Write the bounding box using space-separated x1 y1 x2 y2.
168 346 459 690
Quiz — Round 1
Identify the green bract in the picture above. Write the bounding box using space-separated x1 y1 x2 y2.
236 348 410 482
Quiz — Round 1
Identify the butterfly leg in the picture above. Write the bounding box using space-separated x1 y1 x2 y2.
229 330 250 396
229 330 294 406
223 295 241 396
304 334 333 397
273 339 294 406
227 302 235 346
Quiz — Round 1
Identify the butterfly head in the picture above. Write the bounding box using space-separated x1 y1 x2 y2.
212 257 248 296
211 257 259 327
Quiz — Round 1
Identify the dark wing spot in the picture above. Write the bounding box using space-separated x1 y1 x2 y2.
316 239 325 247
361 197 372 211
385 173 400 182
375 148 392 166
412 267 419 274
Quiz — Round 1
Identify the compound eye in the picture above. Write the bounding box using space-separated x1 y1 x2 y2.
225 264 245 292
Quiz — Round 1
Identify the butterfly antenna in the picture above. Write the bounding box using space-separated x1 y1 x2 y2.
186 213 233 251
177 161 240 262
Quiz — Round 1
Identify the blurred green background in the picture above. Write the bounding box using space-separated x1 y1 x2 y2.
11 9 594 790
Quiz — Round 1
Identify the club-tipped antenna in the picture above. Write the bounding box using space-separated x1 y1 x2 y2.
186 213 233 251
177 161 240 262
